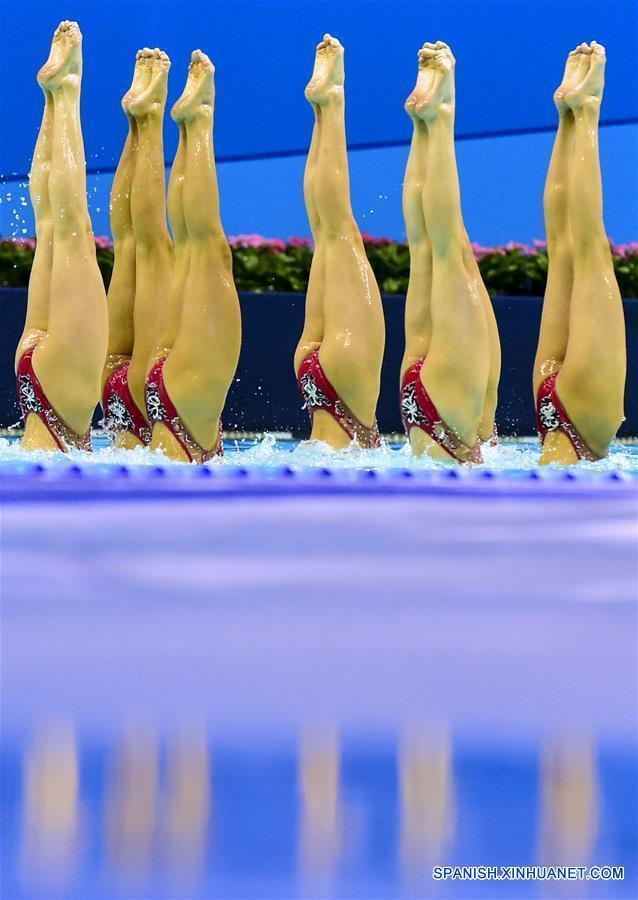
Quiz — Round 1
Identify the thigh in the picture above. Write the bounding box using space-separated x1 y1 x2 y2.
319 235 385 420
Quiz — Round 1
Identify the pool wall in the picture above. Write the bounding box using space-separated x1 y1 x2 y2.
1 289 637 436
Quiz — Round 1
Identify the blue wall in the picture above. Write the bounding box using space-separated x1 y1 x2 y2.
1 0 636 243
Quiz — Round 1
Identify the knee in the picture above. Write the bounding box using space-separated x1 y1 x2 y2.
321 212 360 242
35 220 53 244
430 228 466 261
188 224 228 252
572 233 612 263
135 231 173 258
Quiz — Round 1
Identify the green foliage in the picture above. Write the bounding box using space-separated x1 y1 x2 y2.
1 236 637 298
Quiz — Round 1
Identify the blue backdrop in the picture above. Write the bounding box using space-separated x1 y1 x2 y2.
1 0 636 242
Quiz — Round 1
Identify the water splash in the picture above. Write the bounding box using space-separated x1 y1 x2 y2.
0 433 636 474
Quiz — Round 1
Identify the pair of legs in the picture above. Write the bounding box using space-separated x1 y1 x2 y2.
153 51 241 459
16 22 108 450
295 36 385 449
105 50 241 460
104 48 174 447
533 43 625 463
401 42 500 461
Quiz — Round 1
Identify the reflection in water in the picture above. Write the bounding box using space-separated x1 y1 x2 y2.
297 726 343 886
538 737 600 869
399 726 456 876
8 722 633 900
104 725 159 881
20 722 81 890
163 728 210 880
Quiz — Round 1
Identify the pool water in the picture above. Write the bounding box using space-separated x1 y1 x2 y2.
2 434 637 899
1 433 638 472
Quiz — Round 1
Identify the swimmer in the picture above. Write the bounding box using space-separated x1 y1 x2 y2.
102 48 173 448
16 21 108 452
400 42 501 463
533 42 625 464
295 35 385 449
144 50 241 462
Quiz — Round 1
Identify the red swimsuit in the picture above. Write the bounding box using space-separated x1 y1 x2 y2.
536 373 600 461
145 358 223 463
297 349 381 449
16 348 92 452
102 361 152 445
400 358 483 464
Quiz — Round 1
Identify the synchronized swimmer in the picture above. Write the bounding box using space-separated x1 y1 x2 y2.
15 23 626 465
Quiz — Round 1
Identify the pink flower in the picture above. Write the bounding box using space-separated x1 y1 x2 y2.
94 235 113 250
504 240 525 252
229 234 267 248
288 236 312 248
360 232 393 247
8 237 36 250
533 239 547 249
472 242 496 260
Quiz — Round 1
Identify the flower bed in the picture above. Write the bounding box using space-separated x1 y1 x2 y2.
2 234 637 298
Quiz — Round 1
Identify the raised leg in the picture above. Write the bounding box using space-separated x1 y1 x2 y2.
411 43 489 454
126 48 174 418
533 45 591 401
304 35 385 447
294 106 325 375
153 121 189 364
551 42 626 459
99 53 148 448
104 53 147 372
153 51 241 458
15 91 54 369
401 51 434 378
28 22 108 440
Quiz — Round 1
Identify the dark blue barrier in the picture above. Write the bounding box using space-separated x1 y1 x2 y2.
1 289 636 436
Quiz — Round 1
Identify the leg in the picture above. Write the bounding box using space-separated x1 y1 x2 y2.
101 54 146 448
412 43 489 455
16 92 54 368
552 43 626 459
104 53 148 370
402 54 434 379
126 49 174 417
153 121 189 363
304 36 385 447
461 240 501 442
533 45 591 399
154 51 241 457
294 107 325 374
29 22 108 439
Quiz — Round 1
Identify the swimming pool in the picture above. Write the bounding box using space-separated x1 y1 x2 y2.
2 435 637 898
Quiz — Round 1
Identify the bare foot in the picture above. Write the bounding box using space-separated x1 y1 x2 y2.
37 20 82 92
554 42 591 114
410 42 455 124
405 42 439 120
128 48 171 118
305 34 344 105
172 50 215 123
122 49 152 117
564 41 606 111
